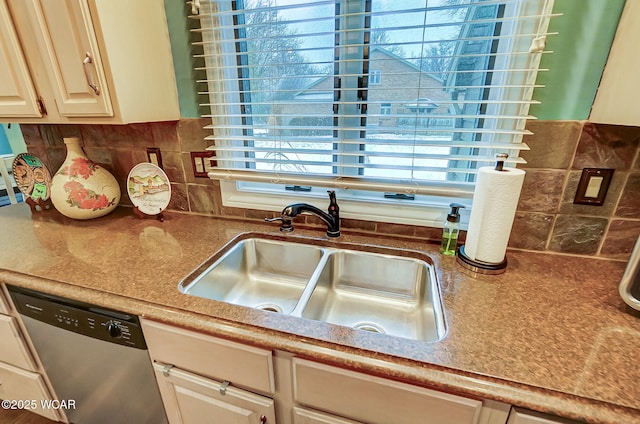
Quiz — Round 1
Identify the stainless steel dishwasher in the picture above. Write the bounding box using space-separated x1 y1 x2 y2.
7 285 167 424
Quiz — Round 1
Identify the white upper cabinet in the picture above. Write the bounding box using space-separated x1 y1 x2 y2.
589 0 640 126
1 0 180 124
0 1 41 118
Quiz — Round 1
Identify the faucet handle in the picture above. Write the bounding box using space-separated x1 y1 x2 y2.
327 190 339 218
264 216 294 232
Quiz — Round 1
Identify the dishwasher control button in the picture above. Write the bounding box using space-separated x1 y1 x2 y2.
106 320 123 338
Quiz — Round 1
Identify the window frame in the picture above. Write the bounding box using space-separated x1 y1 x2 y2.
201 0 553 228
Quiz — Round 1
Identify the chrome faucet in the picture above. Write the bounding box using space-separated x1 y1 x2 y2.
266 191 340 237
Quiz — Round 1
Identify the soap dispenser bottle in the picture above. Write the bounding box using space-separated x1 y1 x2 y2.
440 203 465 256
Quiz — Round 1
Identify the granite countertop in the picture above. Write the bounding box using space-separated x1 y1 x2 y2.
0 204 638 424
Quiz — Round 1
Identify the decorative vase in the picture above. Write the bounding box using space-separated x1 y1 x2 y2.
50 137 121 219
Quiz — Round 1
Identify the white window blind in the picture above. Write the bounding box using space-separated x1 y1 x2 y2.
192 0 555 199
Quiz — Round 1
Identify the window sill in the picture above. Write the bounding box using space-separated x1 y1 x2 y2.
220 181 470 229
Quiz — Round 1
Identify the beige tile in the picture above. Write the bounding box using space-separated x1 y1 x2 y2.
573 122 640 170
616 172 640 218
517 169 566 213
161 151 186 184
178 118 213 151
548 215 608 255
521 120 582 169
508 212 553 250
168 183 189 212
187 184 219 215
600 219 640 260
151 121 180 152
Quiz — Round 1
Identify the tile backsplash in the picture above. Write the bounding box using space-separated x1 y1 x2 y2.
20 119 640 262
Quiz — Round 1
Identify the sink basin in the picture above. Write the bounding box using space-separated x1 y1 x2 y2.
180 238 324 314
180 233 446 341
300 250 443 341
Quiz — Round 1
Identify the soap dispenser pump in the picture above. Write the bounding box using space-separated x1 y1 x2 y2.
440 203 465 256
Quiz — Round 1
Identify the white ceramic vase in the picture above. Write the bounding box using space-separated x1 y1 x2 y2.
50 137 121 219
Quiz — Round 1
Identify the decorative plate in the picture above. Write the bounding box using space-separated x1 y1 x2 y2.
12 153 52 201
127 162 171 216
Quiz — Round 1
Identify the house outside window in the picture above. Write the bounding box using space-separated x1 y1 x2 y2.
196 0 555 227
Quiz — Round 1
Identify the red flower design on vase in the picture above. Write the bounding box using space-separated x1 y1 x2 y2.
63 180 116 211
60 157 98 180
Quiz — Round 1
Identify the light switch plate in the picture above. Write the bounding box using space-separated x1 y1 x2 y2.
190 151 216 178
146 147 163 169
574 168 614 206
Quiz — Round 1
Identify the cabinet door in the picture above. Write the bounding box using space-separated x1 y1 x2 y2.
8 0 113 117
0 1 41 118
0 361 61 421
589 0 640 126
0 314 37 371
153 362 276 424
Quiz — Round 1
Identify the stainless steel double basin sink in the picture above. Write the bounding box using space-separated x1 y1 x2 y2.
179 233 446 342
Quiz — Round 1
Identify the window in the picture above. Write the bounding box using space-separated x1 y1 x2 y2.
368 70 382 85
193 0 554 226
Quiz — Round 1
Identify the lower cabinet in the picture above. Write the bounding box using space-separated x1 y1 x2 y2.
0 284 62 422
141 318 277 424
153 362 276 424
140 318 580 424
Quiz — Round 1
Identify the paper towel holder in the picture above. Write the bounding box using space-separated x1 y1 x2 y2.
456 153 512 275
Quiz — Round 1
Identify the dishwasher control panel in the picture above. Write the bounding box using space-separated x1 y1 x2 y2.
8 286 147 349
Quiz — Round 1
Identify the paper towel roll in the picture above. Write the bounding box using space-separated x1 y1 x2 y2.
464 166 525 264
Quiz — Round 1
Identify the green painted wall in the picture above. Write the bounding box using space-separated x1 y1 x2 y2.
530 0 626 120
165 0 626 121
164 0 201 118
3 124 26 155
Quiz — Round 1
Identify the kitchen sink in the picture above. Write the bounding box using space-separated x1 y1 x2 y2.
180 233 446 342
180 238 324 314
300 250 442 341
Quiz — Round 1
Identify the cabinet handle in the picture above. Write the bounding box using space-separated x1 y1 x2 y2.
219 380 230 395
162 364 174 377
259 415 267 424
83 52 101 96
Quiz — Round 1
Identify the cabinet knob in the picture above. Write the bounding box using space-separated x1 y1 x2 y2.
259 415 267 424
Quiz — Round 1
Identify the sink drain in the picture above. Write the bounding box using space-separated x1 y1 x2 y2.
255 304 283 313
353 322 386 334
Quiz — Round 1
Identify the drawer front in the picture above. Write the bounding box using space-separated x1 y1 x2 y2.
0 361 61 421
0 314 37 371
508 409 579 424
293 406 364 424
293 358 482 424
141 318 275 394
